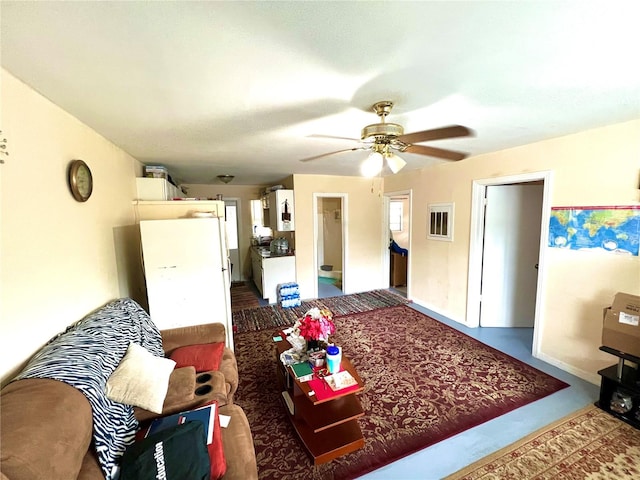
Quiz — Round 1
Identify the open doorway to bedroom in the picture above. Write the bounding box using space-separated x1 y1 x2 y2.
467 171 552 359
384 190 411 298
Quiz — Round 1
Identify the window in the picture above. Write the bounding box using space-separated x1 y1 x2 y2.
250 199 272 237
389 201 403 232
250 200 263 228
428 203 454 241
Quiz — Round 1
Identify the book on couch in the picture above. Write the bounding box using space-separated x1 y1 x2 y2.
145 403 216 444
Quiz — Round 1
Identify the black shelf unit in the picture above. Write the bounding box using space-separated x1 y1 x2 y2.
596 346 640 429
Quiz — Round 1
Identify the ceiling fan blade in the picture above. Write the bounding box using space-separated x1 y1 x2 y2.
308 134 360 142
398 125 473 144
403 144 468 161
299 147 364 162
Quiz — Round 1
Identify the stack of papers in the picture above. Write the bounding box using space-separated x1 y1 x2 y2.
325 371 357 391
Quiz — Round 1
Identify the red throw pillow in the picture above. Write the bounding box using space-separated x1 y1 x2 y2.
170 343 225 372
205 400 226 480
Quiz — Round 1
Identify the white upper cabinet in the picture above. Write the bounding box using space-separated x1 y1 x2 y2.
269 189 295 232
136 177 184 201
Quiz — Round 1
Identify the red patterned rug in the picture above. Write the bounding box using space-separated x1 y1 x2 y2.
233 305 569 480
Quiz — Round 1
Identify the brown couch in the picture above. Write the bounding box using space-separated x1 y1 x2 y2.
0 317 257 480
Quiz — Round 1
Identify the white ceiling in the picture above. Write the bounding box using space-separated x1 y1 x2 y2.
2 1 639 186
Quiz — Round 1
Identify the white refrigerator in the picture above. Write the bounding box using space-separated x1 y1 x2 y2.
139 217 234 350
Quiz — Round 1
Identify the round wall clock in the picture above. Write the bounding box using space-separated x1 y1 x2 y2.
68 159 93 202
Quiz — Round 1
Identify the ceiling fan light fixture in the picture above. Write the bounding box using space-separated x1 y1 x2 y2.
305 100 473 169
361 152 383 177
217 175 234 184
386 153 407 174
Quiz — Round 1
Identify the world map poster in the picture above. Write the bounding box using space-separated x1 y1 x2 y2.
549 206 640 256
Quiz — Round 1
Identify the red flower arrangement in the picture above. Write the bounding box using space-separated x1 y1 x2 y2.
296 308 335 341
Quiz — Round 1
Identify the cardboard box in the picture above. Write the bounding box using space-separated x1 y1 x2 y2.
602 292 640 358
144 165 168 179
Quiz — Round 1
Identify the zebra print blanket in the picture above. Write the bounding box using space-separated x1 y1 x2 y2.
15 298 164 480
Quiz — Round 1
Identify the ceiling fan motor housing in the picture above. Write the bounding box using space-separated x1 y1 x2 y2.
362 100 404 140
361 122 404 140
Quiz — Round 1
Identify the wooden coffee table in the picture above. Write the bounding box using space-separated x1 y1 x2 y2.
274 333 365 464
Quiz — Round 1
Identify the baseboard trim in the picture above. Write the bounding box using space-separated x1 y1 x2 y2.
410 297 466 326
535 351 600 385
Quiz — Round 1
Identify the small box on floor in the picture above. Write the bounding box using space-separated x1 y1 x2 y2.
278 282 300 309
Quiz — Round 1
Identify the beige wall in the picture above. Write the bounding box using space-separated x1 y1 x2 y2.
292 175 385 299
1 69 142 384
384 119 640 383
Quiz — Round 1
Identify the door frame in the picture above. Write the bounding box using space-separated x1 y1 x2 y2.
312 193 348 298
383 189 412 297
466 171 553 358
223 198 242 283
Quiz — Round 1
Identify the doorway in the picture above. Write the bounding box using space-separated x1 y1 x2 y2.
384 190 412 297
467 171 553 357
224 199 242 283
313 194 346 298
480 184 543 327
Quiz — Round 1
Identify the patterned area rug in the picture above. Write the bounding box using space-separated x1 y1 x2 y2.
232 289 409 333
446 405 640 479
230 282 261 312
233 304 569 480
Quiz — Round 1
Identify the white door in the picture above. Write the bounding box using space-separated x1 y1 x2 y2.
140 218 233 348
224 200 241 283
480 185 543 327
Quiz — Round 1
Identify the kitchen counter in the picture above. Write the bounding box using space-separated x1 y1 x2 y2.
251 247 296 303
252 246 295 258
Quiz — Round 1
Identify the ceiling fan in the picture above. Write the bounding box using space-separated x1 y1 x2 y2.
301 100 474 176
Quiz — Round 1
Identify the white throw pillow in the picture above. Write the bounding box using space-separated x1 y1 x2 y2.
106 343 176 414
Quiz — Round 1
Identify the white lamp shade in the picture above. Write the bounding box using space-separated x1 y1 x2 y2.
385 153 406 174
361 152 383 177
